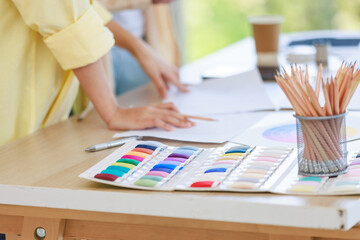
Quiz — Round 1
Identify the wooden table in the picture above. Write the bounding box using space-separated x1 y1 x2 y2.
1 32 360 240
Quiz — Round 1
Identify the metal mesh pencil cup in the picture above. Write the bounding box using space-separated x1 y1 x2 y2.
294 112 348 176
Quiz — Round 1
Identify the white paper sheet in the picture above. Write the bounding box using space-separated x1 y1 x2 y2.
230 111 297 148
113 112 269 143
166 69 275 116
230 111 360 151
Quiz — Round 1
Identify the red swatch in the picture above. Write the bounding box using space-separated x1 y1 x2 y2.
95 173 118 181
190 181 214 188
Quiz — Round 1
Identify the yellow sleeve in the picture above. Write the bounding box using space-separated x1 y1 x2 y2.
98 0 151 11
92 0 113 24
11 0 115 70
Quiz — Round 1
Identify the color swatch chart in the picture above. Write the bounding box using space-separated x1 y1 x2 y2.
84 140 203 191
272 152 360 195
176 146 294 192
80 140 360 195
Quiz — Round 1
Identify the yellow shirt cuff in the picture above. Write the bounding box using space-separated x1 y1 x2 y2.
92 0 113 24
44 6 114 70
99 0 151 11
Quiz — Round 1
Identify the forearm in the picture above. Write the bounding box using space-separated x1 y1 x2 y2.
73 59 119 125
106 20 148 59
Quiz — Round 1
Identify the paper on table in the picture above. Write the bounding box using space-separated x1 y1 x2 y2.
113 112 269 143
166 69 275 116
230 111 297 148
348 87 360 110
230 111 360 151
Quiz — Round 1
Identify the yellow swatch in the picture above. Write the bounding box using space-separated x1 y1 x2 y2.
241 172 265 179
290 185 315 192
245 169 268 174
112 162 135 169
216 157 239 161
232 181 256 189
221 153 243 157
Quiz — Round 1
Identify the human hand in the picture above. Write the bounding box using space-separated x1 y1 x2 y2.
107 102 195 131
136 43 189 99
105 20 187 99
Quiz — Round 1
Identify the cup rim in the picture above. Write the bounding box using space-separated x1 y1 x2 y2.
248 15 284 24
293 111 348 120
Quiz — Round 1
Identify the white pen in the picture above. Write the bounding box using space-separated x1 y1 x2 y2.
85 136 141 152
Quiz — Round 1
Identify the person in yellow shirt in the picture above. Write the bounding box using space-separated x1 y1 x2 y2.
0 0 194 146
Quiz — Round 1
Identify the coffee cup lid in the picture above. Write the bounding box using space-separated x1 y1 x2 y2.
248 15 284 24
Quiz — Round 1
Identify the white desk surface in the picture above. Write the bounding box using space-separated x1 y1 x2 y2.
1 30 360 232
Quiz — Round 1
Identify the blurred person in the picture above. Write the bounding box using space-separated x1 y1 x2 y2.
0 0 193 146
99 0 182 95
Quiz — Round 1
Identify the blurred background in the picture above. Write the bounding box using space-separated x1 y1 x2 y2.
181 0 360 63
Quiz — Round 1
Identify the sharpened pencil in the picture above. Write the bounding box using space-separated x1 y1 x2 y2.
183 114 217 121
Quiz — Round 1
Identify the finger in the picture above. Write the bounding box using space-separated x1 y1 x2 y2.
156 105 195 127
159 109 194 128
154 118 174 131
151 73 168 99
161 114 193 128
163 71 189 93
163 75 169 90
155 102 180 112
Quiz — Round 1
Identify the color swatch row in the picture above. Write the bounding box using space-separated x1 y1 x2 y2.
285 153 360 194
330 156 360 192
231 147 292 190
189 146 253 188
94 141 163 182
80 140 360 195
134 146 200 188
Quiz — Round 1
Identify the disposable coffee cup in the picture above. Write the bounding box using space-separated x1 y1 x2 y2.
248 16 283 67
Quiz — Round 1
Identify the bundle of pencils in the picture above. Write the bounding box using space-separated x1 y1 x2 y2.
275 63 360 175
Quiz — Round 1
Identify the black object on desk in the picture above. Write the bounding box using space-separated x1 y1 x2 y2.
258 66 279 81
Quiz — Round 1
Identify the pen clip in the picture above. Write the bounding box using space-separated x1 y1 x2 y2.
85 136 142 152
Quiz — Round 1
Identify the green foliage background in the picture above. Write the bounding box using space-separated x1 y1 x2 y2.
183 0 360 62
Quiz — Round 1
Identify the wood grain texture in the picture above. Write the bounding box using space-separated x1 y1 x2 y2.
21 217 65 240
269 235 314 240
0 85 360 240
1 209 360 240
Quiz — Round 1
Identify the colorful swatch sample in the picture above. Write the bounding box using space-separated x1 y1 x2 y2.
232 147 292 190
134 146 200 188
94 141 163 182
81 140 360 195
329 156 360 193
289 176 324 193
288 155 360 194
190 145 252 188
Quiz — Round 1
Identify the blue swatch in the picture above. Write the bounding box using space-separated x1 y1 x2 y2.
150 167 173 173
153 164 177 170
135 144 157 151
204 168 227 173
